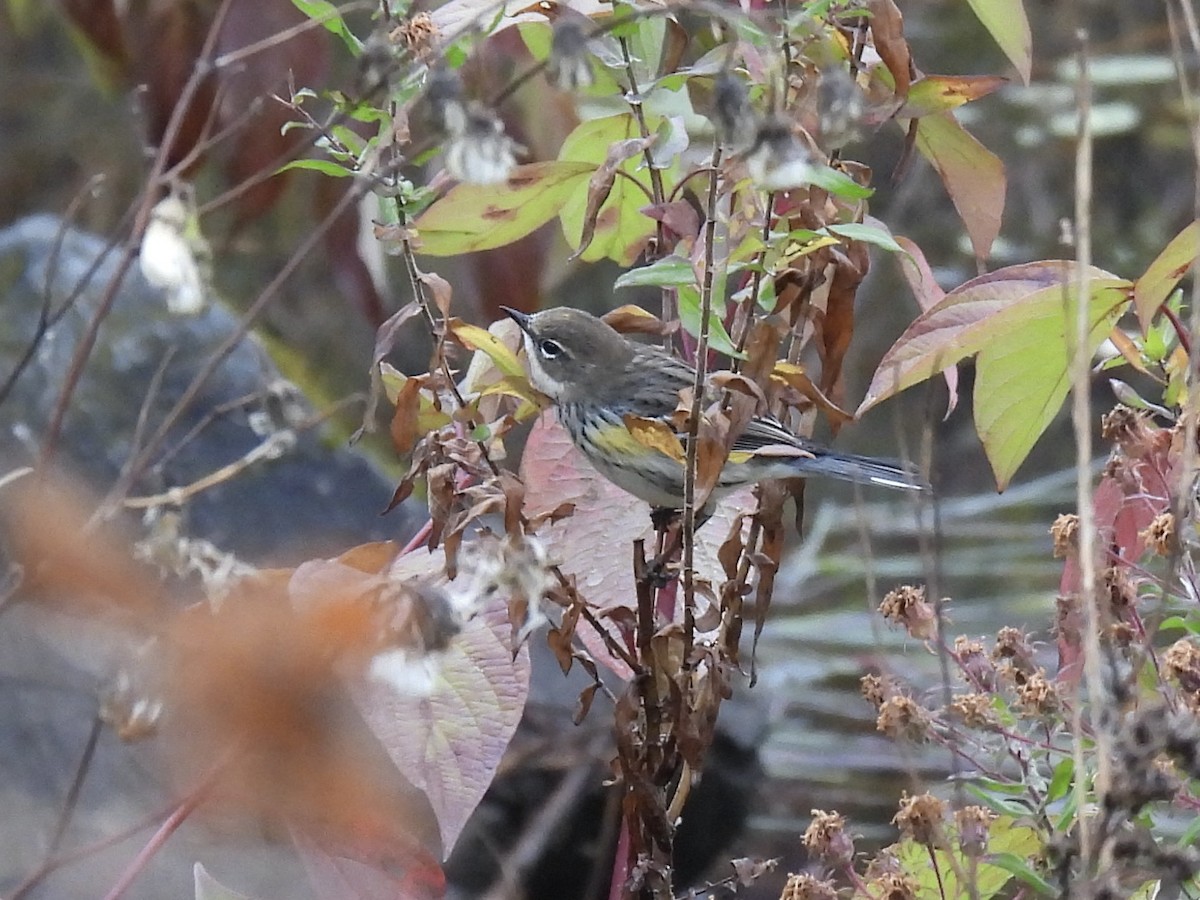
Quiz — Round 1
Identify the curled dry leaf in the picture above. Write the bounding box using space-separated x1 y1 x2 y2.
572 135 655 260
770 361 855 427
602 304 675 337
867 0 912 99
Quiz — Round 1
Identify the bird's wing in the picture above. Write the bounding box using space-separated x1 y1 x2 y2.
625 345 697 418
730 416 818 456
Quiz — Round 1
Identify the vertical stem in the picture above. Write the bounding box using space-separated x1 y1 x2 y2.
682 147 723 668
1068 30 1109 870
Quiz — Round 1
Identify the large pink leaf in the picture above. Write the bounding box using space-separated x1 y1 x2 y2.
349 583 530 856
894 234 958 418
520 413 755 677
858 261 1127 415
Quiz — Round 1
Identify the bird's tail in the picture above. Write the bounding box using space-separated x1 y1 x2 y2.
800 451 928 492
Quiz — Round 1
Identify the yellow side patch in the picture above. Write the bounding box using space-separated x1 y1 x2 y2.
619 415 686 462
590 421 665 458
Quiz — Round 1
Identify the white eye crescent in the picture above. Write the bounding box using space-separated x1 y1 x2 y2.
538 338 565 359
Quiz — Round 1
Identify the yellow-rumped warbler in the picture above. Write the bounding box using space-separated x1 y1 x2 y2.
502 306 926 510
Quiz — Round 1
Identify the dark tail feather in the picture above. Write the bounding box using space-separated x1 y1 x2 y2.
803 451 928 492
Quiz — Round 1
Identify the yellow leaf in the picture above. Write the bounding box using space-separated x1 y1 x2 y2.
379 361 407 403
448 320 527 379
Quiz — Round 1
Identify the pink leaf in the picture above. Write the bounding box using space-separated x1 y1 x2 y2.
350 592 530 856
520 413 754 677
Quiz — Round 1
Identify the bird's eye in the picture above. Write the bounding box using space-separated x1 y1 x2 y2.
538 338 565 359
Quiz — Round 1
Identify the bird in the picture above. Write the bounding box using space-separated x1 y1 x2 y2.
501 306 926 511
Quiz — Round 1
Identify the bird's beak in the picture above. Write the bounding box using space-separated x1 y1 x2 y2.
500 306 533 335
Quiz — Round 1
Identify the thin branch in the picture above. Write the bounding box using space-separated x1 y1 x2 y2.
681 145 723 668
1068 28 1110 870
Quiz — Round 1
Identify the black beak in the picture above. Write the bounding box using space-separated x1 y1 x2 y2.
500 306 532 334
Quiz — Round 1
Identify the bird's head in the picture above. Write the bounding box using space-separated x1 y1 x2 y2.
501 306 633 403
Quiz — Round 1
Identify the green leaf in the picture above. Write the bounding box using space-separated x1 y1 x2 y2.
914 112 1005 261
827 222 904 254
412 161 594 256
615 257 696 289
973 278 1130 488
898 74 1009 118
988 853 1057 897
964 783 1031 816
964 0 1032 85
1176 811 1200 847
1158 615 1199 635
859 261 1131 489
677 287 744 359
890 817 1042 900
289 0 363 55
1046 757 1074 802
805 165 874 199
558 115 660 265
276 158 354 178
1133 220 1200 331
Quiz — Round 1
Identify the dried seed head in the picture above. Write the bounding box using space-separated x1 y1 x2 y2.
1050 513 1079 558
742 117 815 191
1101 404 1158 453
391 12 439 58
954 635 995 688
1014 669 1060 717
547 19 594 91
955 811 993 859
992 626 1035 672
816 66 865 150
950 692 996 729
1166 639 1200 696
1140 512 1175 556
1103 565 1136 618
802 809 855 868
955 805 994 858
893 792 946 846
445 106 521 184
867 871 920 900
780 873 839 900
876 695 930 742
860 672 888 707
713 71 757 152
879 584 937 640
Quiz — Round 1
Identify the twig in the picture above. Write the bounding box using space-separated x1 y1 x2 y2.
1067 29 1110 870
681 146 724 669
38 0 239 470
99 752 229 900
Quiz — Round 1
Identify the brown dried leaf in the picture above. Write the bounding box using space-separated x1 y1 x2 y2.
418 272 454 317
390 376 425 456
572 136 655 260
771 361 855 426
750 481 787 686
817 242 869 415
602 304 673 337
709 372 767 408
867 0 911 99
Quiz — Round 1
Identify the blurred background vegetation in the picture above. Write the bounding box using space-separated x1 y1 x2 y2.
1 0 1196 890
